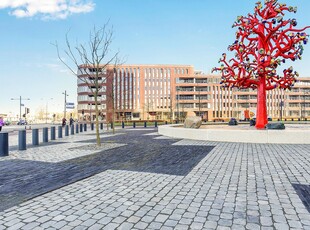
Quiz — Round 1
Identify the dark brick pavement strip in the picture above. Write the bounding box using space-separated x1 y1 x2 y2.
292 184 310 213
0 128 215 212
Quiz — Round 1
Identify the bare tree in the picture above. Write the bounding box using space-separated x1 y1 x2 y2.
54 23 120 146
144 100 154 120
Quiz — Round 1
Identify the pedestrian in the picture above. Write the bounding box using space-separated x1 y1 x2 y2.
69 117 74 126
62 117 66 127
0 117 4 132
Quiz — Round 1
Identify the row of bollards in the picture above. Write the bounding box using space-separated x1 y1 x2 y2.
0 121 165 157
121 121 159 129
0 123 104 157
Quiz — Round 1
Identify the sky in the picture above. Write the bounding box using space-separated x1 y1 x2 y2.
1 0 310 117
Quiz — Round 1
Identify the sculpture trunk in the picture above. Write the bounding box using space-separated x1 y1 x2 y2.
255 23 268 129
256 76 268 129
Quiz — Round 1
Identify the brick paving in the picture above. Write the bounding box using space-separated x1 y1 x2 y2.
0 127 309 229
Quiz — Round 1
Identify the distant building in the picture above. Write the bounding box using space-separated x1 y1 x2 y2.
77 64 310 121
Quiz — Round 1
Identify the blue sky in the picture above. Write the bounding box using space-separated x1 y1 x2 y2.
1 0 310 117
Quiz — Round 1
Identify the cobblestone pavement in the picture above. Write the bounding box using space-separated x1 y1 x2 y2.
0 127 310 229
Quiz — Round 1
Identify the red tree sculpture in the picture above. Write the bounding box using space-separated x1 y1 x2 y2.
212 0 309 129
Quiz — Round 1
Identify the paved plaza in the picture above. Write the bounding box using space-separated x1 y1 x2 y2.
0 127 310 229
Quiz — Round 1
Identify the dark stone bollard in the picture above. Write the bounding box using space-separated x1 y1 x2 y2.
32 129 39 145
250 119 256 126
133 122 136 128
65 125 69 136
0 133 9 157
266 123 285 130
71 125 74 135
144 121 147 128
80 124 83 132
122 122 125 129
58 126 63 138
100 123 103 130
91 123 94 131
155 121 158 127
76 124 79 134
84 123 87 132
43 127 48 143
18 130 27 151
51 127 56 140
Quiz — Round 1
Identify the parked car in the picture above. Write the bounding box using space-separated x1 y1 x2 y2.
17 120 28 125
4 121 11 126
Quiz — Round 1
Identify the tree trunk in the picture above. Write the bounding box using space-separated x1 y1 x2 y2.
255 23 268 129
255 76 268 129
94 93 101 146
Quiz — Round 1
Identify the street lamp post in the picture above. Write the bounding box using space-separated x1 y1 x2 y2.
63 91 69 119
11 96 30 120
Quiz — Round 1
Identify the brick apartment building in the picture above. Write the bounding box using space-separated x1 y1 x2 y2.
77 64 310 122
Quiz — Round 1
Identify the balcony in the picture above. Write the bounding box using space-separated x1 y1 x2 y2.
177 80 194 84
178 88 194 92
195 80 208 83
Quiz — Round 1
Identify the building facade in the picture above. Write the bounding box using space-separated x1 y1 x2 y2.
77 64 310 121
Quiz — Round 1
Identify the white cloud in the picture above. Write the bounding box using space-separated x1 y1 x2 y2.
0 0 95 20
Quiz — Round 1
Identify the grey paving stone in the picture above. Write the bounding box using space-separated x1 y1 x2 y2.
102 222 119 230
218 218 232 227
53 221 67 229
117 222 134 230
190 222 204 229
6 223 25 230
164 219 178 227
246 223 260 230
91 213 106 220
207 214 220 222
67 219 83 227
80 218 97 227
87 224 104 230
179 218 192 225
155 214 169 223
231 224 245 230
0 130 310 230
274 223 290 230
204 220 217 229
134 221 149 229
247 215 260 224
21 222 40 230
148 222 162 229
288 220 303 228
261 216 273 226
